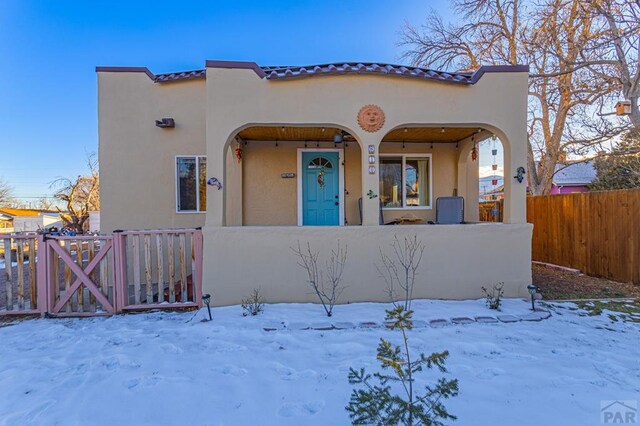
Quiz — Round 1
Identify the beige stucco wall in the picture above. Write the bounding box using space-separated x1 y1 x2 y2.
204 223 533 306
98 73 206 232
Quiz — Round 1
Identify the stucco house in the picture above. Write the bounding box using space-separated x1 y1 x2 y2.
97 60 532 305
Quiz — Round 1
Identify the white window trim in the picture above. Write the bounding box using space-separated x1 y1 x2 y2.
175 155 207 214
296 148 345 226
380 153 433 210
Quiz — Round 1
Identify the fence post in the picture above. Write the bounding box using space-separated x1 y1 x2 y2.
112 230 127 313
36 235 47 317
193 228 204 307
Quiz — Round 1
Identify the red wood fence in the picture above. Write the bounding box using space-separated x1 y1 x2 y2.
0 228 203 317
527 190 640 284
479 200 503 222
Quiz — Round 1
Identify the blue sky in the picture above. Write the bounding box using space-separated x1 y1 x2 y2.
0 0 501 203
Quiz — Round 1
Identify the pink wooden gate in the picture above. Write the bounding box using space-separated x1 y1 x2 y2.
0 228 203 317
43 235 117 316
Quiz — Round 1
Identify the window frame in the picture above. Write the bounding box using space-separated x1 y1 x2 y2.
379 153 433 210
175 155 207 214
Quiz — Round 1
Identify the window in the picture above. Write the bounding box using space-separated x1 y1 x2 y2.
176 156 206 212
379 154 431 209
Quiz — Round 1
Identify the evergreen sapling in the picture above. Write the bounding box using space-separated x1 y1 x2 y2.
346 306 459 425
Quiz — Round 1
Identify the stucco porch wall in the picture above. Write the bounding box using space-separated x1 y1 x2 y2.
202 223 532 306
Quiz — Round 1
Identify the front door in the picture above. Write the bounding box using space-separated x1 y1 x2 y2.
302 151 340 226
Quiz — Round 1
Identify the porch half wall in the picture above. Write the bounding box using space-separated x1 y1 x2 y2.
202 223 532 306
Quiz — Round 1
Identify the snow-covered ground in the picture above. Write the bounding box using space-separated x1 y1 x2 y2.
0 299 638 426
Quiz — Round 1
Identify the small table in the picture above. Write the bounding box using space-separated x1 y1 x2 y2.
399 216 424 225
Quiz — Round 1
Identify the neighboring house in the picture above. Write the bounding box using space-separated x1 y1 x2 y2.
482 161 596 199
97 60 531 305
0 208 62 234
549 161 596 194
0 212 12 233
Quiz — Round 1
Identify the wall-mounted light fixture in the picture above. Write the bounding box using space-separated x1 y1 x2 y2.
155 118 175 128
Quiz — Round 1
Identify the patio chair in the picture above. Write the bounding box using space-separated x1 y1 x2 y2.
358 198 400 225
430 196 465 224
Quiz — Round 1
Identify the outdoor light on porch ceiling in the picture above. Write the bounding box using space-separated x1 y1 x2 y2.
527 285 538 311
333 131 344 143
202 294 212 321
441 127 445 133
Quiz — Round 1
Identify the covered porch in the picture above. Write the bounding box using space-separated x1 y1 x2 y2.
224 125 499 226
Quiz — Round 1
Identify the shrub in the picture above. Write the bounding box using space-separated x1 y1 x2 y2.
292 241 347 317
481 282 504 310
346 306 459 425
377 235 425 310
241 288 265 316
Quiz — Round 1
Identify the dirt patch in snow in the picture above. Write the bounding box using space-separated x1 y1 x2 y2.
533 263 640 300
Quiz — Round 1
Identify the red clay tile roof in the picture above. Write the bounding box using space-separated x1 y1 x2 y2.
154 69 207 83
96 62 528 85
261 63 473 83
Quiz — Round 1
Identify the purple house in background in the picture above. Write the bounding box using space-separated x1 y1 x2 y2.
483 161 596 200
548 161 597 194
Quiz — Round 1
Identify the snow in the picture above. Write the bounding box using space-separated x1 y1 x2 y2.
0 299 638 425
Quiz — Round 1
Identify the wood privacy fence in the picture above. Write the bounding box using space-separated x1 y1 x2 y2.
527 189 640 284
0 228 203 317
479 200 503 222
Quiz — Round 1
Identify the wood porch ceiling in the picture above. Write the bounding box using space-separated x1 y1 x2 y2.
237 126 481 143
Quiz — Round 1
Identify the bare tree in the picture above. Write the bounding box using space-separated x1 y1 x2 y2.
400 0 626 194
34 196 56 211
292 241 347 317
51 154 100 234
587 0 640 128
376 235 425 310
0 178 14 207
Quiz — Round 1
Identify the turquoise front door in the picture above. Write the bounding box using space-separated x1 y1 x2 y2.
302 151 340 226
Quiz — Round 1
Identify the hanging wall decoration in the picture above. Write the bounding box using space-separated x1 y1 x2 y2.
471 136 478 161
207 177 222 190
235 141 243 163
357 105 385 132
317 169 326 188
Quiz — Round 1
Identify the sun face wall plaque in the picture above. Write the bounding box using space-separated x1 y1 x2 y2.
357 105 385 133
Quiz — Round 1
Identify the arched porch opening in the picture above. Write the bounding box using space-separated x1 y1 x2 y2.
379 125 505 224
477 135 506 222
222 125 363 226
